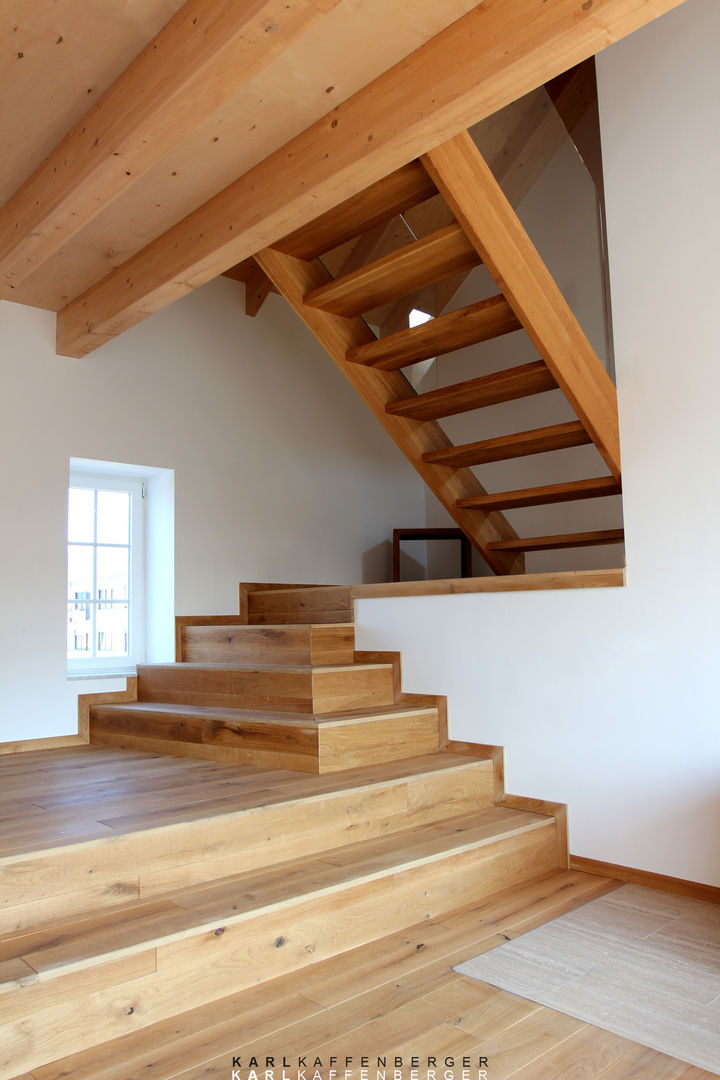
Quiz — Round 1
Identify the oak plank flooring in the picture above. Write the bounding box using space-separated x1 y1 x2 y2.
25 871 717 1080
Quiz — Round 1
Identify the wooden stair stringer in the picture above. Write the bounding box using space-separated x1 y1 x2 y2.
255 246 524 576
422 132 621 481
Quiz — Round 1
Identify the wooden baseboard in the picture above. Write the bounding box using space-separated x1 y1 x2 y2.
0 734 85 755
78 677 138 741
501 794 568 870
570 855 720 904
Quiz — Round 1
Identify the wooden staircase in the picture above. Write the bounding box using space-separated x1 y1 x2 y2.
250 131 624 574
0 583 568 1078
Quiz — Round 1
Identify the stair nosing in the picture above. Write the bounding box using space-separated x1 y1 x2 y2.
4 810 552 985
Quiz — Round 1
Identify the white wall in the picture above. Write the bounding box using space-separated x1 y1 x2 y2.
356 0 720 886
0 277 426 741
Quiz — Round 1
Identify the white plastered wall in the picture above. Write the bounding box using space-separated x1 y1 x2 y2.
356 0 720 885
0 277 426 741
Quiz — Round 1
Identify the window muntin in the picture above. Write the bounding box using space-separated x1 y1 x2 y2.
67 473 144 673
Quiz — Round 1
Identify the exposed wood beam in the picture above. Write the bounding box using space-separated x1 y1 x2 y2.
245 264 275 318
423 132 622 480
0 0 342 299
56 0 688 358
255 247 524 577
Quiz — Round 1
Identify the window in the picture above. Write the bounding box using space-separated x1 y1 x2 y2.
67 472 145 673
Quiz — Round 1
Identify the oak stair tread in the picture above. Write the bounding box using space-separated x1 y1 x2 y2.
0 806 551 988
487 528 625 552
457 476 622 511
272 160 437 260
139 662 390 673
303 222 480 318
346 294 522 370
386 361 557 422
92 701 436 726
422 420 593 467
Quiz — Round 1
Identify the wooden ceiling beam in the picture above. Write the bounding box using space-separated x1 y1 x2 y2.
56 0 688 358
0 0 342 298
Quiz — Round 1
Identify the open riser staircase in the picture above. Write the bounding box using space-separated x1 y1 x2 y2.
239 131 624 575
0 583 567 1079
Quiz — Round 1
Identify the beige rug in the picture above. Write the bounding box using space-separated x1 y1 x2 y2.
455 883 720 1073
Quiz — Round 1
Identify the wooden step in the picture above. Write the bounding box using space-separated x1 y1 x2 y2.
346 294 522 370
177 621 355 665
90 701 440 773
386 361 557 422
136 661 395 714
0 750 495 934
0 807 556 1076
303 223 480 318
458 476 622 511
27 870 619 1080
487 528 625 553
244 584 353 625
422 420 592 467
272 161 437 260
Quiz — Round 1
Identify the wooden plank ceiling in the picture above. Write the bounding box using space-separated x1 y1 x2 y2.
0 0 688 358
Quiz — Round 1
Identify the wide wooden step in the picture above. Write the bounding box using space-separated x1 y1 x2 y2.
136 661 395 714
272 160 437 260
0 749 495 935
386 360 557 422
487 528 625 553
422 420 592 467
29 870 619 1080
90 701 440 773
346 294 522 370
303 222 480 318
244 584 353 625
458 476 622 511
177 621 355 665
0 807 556 1076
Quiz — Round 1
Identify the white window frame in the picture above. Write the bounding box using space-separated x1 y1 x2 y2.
67 470 146 674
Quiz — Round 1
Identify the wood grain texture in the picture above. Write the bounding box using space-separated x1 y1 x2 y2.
423 132 622 479
458 476 621 511
351 568 625 598
77 677 138 742
423 419 593 467
304 223 480 317
386 361 557 421
346 294 522 370
24 870 642 1080
0 0 343 296
569 857 720 905
274 160 437 260
256 246 524 576
0 735 85 756
488 529 625 552
54 0 688 356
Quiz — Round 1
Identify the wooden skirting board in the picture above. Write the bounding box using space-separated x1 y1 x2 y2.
570 856 720 905
0 734 86 756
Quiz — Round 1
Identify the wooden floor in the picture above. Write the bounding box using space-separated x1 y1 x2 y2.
3 746 717 1080
0 744 482 856
16 870 717 1080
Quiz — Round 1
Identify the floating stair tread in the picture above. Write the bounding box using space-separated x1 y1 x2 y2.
346 294 522 370
422 420 592 467
303 223 480 318
272 161 437 260
0 807 551 984
458 476 622 511
488 529 625 552
386 361 557 422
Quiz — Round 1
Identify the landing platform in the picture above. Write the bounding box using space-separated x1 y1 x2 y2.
0 744 491 859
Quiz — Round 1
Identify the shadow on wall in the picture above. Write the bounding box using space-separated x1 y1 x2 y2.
361 539 429 584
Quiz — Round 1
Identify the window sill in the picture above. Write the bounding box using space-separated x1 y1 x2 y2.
67 669 137 681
